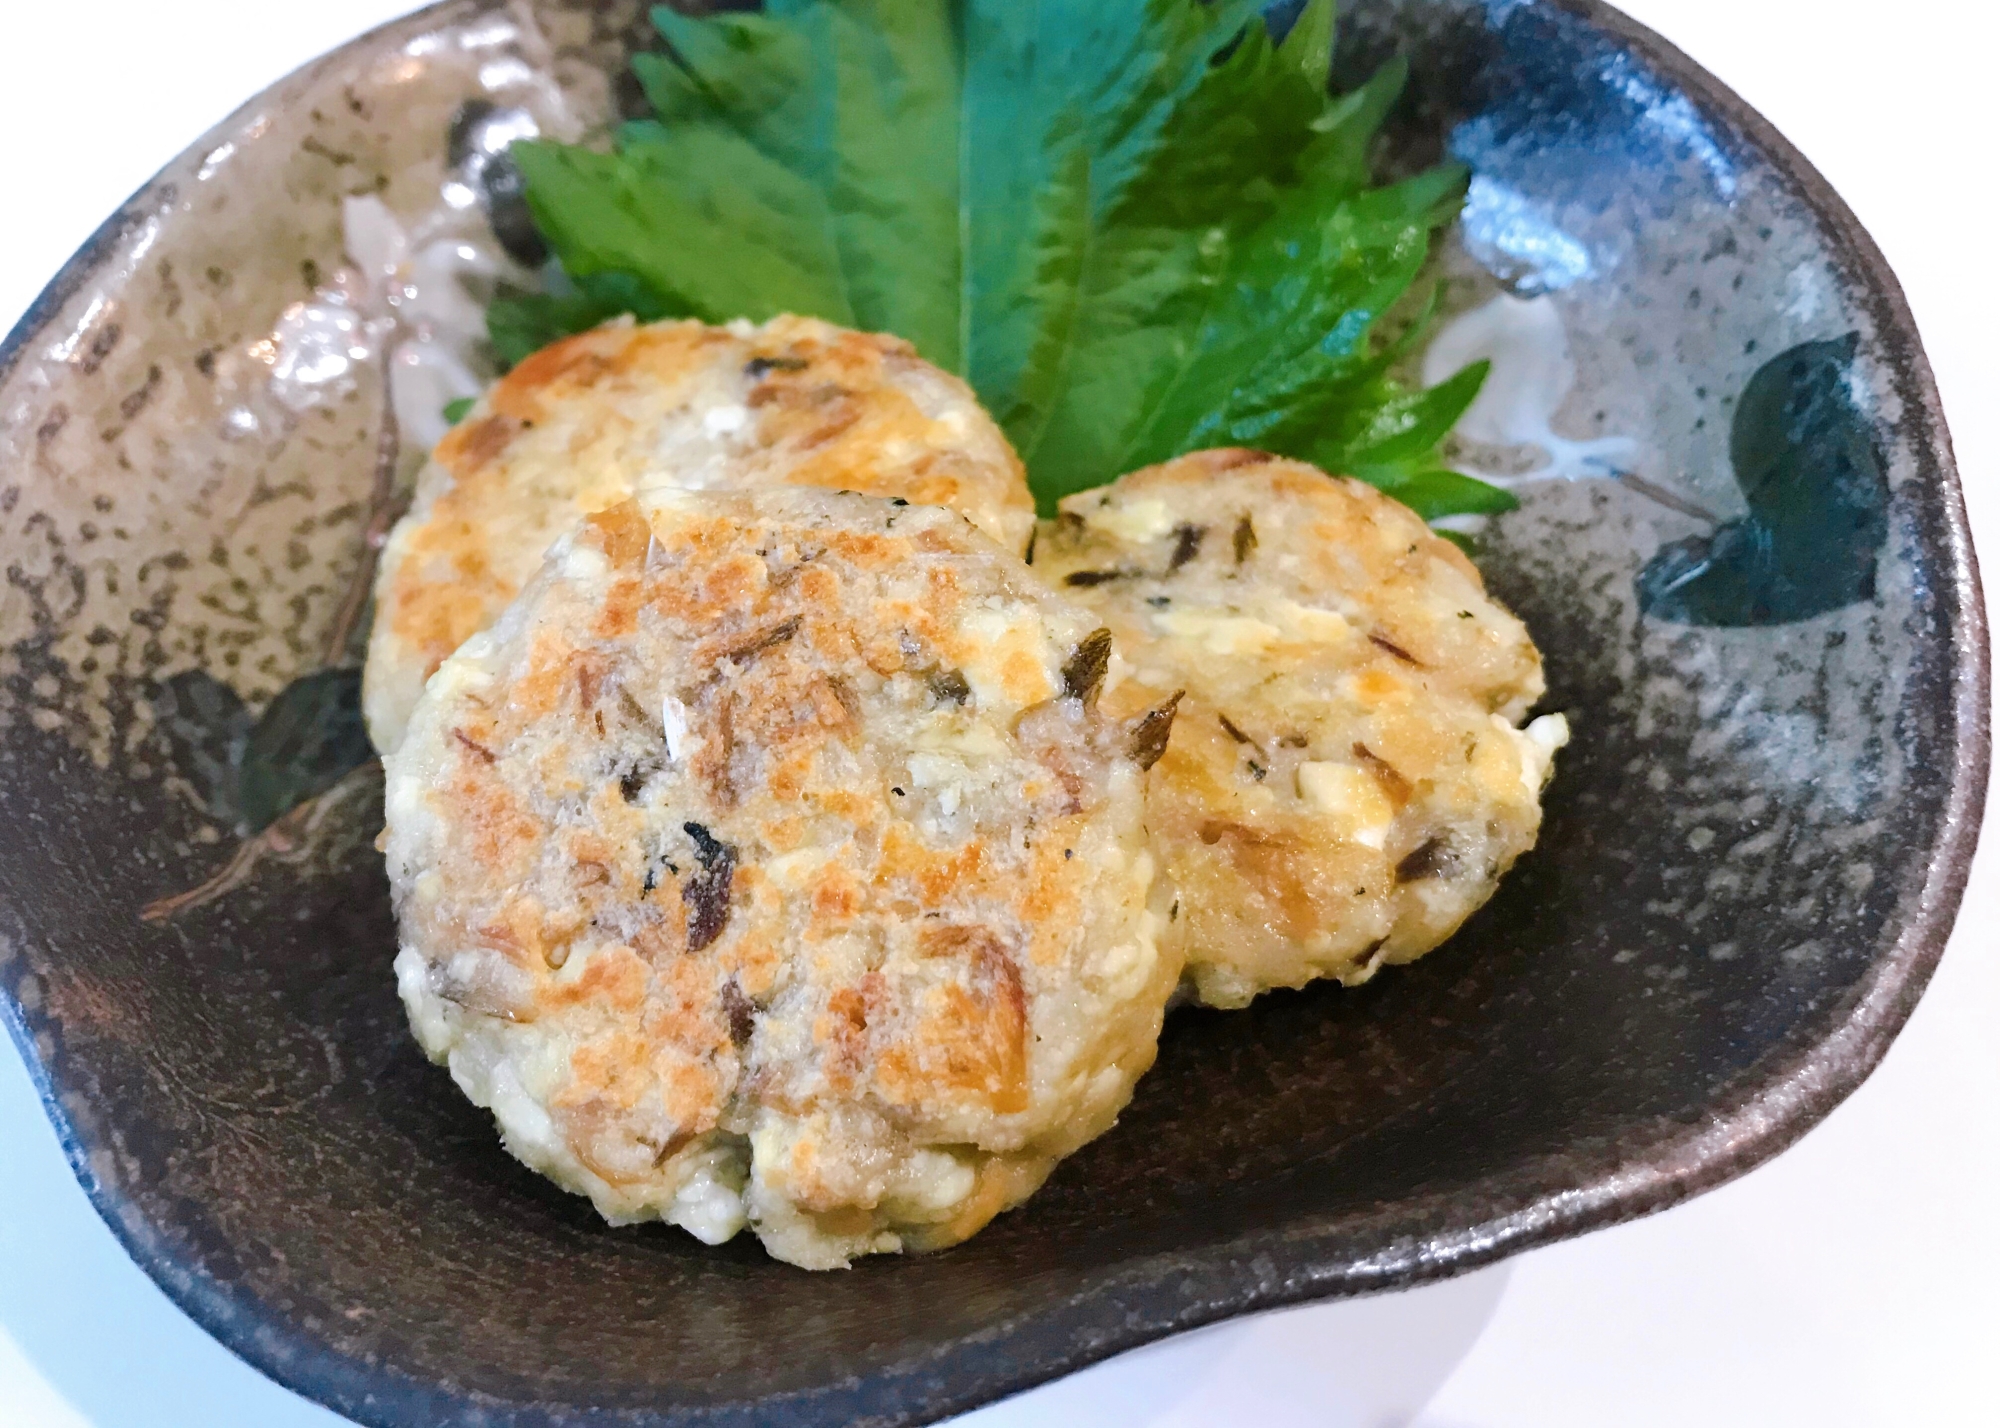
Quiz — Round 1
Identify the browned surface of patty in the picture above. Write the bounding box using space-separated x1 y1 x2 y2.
364 314 1034 750
1033 449 1564 1008
386 487 1174 1267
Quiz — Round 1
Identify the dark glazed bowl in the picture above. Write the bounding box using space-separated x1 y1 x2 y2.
0 2 1984 1425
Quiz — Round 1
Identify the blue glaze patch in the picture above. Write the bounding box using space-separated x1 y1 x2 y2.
1456 174 1594 293
151 670 255 822
1448 5 1737 293
153 667 372 834
234 668 373 833
1637 335 1888 627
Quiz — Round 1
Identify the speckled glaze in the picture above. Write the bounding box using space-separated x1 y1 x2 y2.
0 2 1984 1426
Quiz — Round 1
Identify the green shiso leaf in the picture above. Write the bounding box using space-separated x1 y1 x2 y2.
492 0 1501 519
487 270 686 368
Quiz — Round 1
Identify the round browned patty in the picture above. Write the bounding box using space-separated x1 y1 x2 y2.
364 314 1035 751
1032 450 1567 1009
384 487 1177 1268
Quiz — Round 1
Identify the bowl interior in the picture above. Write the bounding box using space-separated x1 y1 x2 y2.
0 1 1981 1425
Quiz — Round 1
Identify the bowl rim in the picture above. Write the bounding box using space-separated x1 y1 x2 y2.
0 1 1987 1424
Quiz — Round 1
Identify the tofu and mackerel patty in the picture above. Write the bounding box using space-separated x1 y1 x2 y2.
363 314 1036 752
383 487 1179 1269
1032 450 1568 1010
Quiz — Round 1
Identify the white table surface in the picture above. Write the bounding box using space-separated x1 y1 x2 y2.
2 2 1993 1424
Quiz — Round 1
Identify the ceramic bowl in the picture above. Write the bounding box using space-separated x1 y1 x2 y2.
0 2 1984 1425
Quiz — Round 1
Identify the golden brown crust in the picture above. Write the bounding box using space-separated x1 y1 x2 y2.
387 488 1174 1267
1033 450 1566 1009
365 315 1035 751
